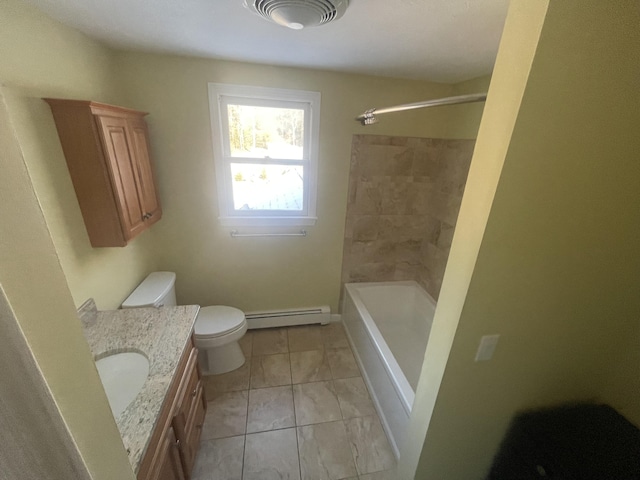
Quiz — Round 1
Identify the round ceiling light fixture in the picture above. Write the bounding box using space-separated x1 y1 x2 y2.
245 0 350 30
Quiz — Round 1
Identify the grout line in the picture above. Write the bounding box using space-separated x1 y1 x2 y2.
295 427 303 480
291 372 303 480
241 432 247 480
244 387 250 436
241 346 251 480
335 380 347 421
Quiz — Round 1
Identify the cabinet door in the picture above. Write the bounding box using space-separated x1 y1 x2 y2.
148 427 186 480
96 115 147 239
172 348 200 477
185 385 206 474
128 117 162 224
177 377 206 478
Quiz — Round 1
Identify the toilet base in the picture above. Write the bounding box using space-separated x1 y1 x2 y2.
199 341 245 375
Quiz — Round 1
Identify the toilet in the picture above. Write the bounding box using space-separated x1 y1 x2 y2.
121 271 247 375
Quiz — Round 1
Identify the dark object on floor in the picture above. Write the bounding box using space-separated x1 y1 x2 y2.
487 403 640 480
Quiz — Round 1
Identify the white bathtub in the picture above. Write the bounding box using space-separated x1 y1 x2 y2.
342 281 435 457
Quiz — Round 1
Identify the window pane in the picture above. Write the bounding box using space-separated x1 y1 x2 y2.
227 105 304 160
230 164 304 211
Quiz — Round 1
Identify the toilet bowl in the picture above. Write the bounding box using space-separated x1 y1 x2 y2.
121 272 247 375
194 306 247 375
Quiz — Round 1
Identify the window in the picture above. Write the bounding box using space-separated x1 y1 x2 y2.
208 84 321 227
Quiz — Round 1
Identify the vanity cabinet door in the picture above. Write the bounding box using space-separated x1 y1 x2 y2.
150 427 186 480
172 347 207 479
179 374 206 477
137 337 204 480
185 385 206 473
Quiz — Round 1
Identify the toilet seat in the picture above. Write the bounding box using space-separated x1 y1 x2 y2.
195 306 246 339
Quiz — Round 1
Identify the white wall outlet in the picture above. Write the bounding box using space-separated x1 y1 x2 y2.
475 334 500 362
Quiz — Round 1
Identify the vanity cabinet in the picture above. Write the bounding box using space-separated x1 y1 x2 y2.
137 336 206 480
149 427 185 480
172 348 207 478
44 99 162 247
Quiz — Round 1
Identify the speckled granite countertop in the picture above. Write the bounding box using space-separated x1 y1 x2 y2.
79 300 199 473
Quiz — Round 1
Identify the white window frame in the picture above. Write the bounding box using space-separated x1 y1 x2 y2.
208 83 321 227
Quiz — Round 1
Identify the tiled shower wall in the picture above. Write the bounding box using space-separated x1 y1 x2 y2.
341 135 475 300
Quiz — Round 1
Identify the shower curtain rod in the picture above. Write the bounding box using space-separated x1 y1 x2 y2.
355 92 487 125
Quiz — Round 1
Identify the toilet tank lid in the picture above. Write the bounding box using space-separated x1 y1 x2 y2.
121 272 176 308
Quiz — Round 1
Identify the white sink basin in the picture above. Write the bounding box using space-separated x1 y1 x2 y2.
96 352 149 419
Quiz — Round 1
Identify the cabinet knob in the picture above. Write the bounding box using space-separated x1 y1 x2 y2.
191 387 197 397
174 439 181 449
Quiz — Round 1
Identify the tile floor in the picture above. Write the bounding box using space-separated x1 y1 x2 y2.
193 323 397 480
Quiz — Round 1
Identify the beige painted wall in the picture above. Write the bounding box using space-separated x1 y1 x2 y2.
0 285 91 480
1 0 488 317
0 0 159 311
0 1 156 477
6 2 636 480
113 52 485 312
0 90 135 479
0 1 490 477
399 3 549 477
448 75 492 139
410 1 640 479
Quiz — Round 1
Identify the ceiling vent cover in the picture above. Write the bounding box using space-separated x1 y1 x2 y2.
246 0 349 29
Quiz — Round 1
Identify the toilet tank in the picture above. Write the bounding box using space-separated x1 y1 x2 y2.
121 272 177 308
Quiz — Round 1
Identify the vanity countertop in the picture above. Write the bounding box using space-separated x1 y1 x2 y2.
79 300 200 473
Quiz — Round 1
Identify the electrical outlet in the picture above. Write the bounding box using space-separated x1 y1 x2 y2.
475 334 500 362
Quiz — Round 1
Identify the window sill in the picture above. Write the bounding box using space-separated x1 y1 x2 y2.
218 216 317 227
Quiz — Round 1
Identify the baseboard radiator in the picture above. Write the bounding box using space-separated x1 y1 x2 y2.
245 306 331 329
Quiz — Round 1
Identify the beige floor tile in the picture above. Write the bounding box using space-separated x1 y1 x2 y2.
239 330 253 358
320 322 350 348
334 377 376 419
327 348 360 379
297 421 357 480
293 381 342 426
345 416 395 475
250 353 292 389
288 325 323 352
247 385 295 433
359 467 398 480
201 391 248 441
192 436 244 480
290 350 332 384
243 428 300 480
203 361 250 395
252 327 289 356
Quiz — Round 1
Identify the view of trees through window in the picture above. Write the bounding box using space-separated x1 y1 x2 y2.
226 104 305 211
227 104 304 159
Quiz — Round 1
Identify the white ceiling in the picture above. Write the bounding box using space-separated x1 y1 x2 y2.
24 0 509 84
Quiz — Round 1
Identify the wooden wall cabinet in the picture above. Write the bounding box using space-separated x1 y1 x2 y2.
137 336 207 480
45 99 162 247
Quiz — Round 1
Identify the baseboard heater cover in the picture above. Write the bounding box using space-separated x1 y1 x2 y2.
245 306 331 329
